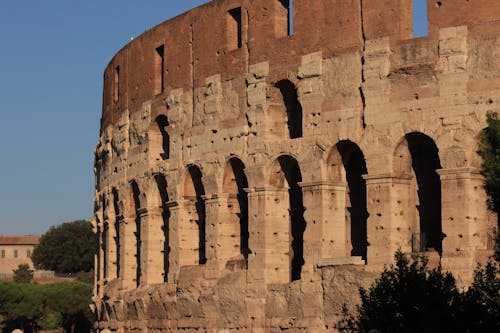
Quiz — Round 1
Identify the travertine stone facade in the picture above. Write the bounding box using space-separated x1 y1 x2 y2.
93 1 500 332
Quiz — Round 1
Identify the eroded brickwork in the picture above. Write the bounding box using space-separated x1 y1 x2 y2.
93 1 500 332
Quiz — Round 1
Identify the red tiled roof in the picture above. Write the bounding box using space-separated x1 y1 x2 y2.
0 236 40 245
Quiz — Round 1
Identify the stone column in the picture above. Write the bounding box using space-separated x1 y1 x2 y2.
118 213 137 290
204 193 238 273
364 174 413 268
139 206 165 286
168 199 201 281
96 226 104 298
165 201 181 283
438 167 488 286
247 187 290 285
104 219 117 282
300 181 352 273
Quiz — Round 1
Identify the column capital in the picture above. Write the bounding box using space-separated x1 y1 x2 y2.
437 167 482 179
299 180 346 190
136 207 148 218
245 186 290 194
166 200 180 209
201 193 230 202
363 173 412 184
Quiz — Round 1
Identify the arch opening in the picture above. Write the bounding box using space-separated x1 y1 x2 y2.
130 180 142 286
276 80 303 139
406 133 443 255
156 115 170 160
154 174 170 282
272 155 305 281
223 158 250 265
337 141 369 261
111 188 120 278
184 166 207 265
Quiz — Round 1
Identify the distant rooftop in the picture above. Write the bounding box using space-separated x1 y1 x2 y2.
0 235 40 245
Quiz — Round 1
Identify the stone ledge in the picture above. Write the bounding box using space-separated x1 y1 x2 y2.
317 257 365 267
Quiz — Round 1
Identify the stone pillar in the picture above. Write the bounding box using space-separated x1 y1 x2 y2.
96 226 104 298
204 193 238 272
300 181 348 273
165 201 181 282
104 219 117 282
247 187 290 285
139 206 165 286
168 199 201 281
118 213 136 290
438 167 488 286
364 174 413 268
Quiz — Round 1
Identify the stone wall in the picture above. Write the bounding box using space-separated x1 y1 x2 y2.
93 1 500 332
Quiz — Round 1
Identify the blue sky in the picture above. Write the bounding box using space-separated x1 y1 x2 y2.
0 1 427 236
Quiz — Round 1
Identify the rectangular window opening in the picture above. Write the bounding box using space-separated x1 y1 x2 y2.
113 66 120 103
276 0 294 37
1 250 5 258
227 7 242 50
14 250 18 258
413 0 428 37
154 45 165 95
27 250 31 258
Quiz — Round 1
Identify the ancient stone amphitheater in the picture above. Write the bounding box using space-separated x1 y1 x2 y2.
92 0 500 331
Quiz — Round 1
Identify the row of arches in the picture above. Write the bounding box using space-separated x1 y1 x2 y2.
99 132 444 285
151 79 303 162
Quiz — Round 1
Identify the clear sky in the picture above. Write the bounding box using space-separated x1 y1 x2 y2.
0 1 427 236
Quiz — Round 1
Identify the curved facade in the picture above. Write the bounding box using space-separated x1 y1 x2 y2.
93 1 500 331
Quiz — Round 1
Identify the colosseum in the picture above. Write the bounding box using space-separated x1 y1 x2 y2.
92 0 499 331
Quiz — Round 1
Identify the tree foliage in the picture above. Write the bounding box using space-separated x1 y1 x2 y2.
31 220 97 273
0 281 93 333
12 264 34 284
337 251 500 333
480 111 500 214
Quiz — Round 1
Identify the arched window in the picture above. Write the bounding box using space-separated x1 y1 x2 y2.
276 80 302 139
111 188 120 278
331 141 369 261
184 165 207 265
154 174 170 282
394 133 443 255
156 115 170 159
223 158 250 265
130 180 142 286
271 155 305 281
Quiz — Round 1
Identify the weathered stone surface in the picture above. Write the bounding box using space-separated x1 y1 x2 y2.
93 1 500 332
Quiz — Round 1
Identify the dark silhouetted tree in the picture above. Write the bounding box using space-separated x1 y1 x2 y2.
12 264 34 283
31 220 97 273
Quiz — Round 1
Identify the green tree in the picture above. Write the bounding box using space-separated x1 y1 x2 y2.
480 112 500 214
340 251 461 333
31 220 97 273
0 282 45 333
0 281 93 333
337 252 500 333
460 260 500 331
12 264 34 283
43 282 93 333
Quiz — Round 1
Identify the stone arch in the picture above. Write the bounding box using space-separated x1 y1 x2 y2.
275 79 303 139
111 187 121 278
154 173 170 282
327 141 368 261
223 157 250 264
394 132 443 255
270 155 306 281
184 165 207 265
149 115 170 161
129 180 142 286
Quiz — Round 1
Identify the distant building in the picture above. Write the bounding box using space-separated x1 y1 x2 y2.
0 235 53 279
